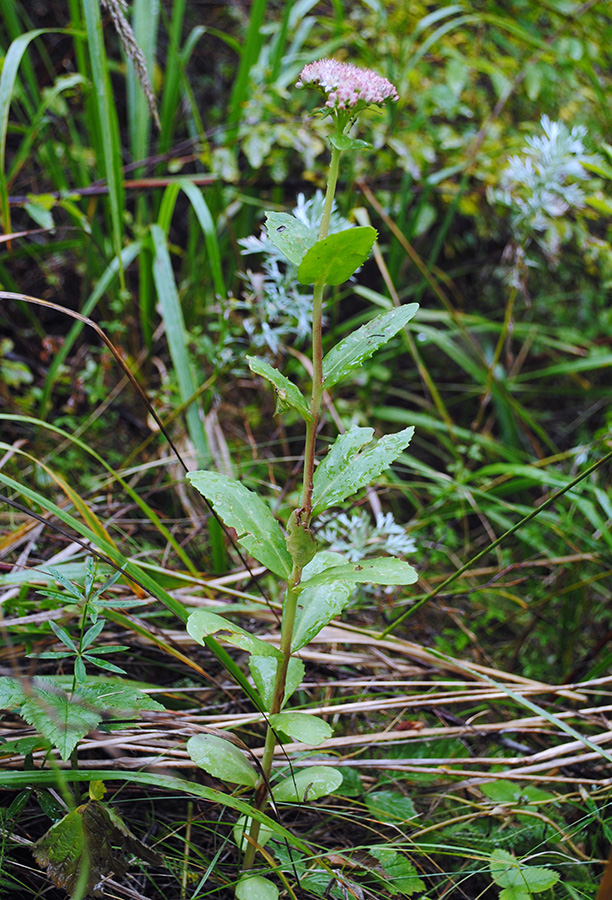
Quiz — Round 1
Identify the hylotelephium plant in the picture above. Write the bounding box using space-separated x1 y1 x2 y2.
185 59 419 899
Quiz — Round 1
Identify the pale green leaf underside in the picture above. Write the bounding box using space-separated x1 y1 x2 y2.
186 470 292 577
269 712 332 745
187 733 258 787
311 425 415 515
233 815 274 852
248 656 305 709
188 610 281 658
247 356 313 422
297 226 377 286
265 212 317 265
236 874 279 900
272 766 343 802
292 580 353 651
300 557 418 589
322 304 419 388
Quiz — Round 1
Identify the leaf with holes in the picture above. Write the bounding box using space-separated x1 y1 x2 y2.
265 212 317 265
300 557 418 590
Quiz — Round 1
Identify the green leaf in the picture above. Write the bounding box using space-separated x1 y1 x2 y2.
292 580 354 651
369 846 426 897
311 425 415 515
272 766 343 802
32 800 161 897
236 874 279 900
489 850 560 893
233 815 274 852
366 791 419 825
57 678 164 714
0 677 26 708
265 212 317 265
300 557 418 589
499 890 529 900
329 133 370 151
248 656 305 709
247 357 313 422
21 682 101 761
297 226 377 285
285 508 318 568
186 470 292 577
322 304 419 388
187 610 281 658
269 712 332 745
187 733 258 787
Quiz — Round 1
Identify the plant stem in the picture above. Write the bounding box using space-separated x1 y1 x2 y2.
242 143 344 875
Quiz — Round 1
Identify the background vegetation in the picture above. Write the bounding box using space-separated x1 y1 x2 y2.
1 0 612 897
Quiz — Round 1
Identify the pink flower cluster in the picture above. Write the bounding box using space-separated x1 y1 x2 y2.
297 59 399 110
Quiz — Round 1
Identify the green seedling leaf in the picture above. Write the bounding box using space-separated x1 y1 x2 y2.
286 508 318 568
21 683 101 761
292 580 353 651
247 356 313 422
311 425 414 515
297 226 377 285
366 790 419 825
187 470 292 578
269 712 332 745
249 656 305 709
300 557 418 589
187 733 258 787
233 815 274 852
32 799 161 898
188 610 281 658
489 850 560 895
265 212 317 265
322 304 418 388
272 766 343 802
369 846 426 897
236 874 279 900
0 676 26 708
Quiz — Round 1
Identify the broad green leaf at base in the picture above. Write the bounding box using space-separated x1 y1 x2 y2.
269 712 332 745
236 874 279 900
187 733 258 787
272 766 343 802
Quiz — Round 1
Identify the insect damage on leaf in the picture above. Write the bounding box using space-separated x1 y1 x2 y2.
32 799 162 898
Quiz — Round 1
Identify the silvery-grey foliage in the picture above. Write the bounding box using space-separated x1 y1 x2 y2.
235 192 351 355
